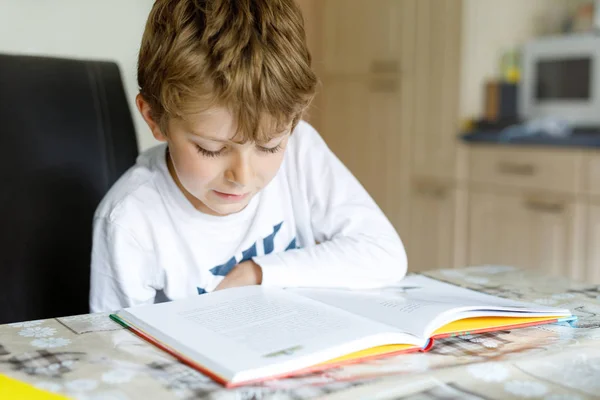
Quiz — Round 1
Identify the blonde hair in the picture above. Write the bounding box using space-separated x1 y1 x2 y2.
137 0 318 142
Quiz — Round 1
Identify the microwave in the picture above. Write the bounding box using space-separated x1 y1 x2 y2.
520 34 600 128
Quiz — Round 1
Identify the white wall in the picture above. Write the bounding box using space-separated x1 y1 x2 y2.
0 0 157 150
459 0 581 120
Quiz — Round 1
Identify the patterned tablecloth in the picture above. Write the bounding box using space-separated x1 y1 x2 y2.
1 266 600 400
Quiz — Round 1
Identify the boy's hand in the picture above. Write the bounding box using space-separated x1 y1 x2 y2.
214 260 263 291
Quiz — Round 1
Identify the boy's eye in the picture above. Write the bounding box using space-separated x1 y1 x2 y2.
195 144 224 158
257 144 283 154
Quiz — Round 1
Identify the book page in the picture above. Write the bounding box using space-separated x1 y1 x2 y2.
290 275 571 338
119 286 421 380
178 292 362 354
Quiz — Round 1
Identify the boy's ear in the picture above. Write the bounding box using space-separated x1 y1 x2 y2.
136 94 167 142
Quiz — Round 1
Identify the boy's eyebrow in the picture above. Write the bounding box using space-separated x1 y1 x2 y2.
187 131 229 143
187 129 290 144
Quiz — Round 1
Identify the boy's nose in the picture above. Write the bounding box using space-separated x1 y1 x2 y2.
225 155 254 187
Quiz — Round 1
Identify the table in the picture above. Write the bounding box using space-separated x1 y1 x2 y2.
1 266 600 399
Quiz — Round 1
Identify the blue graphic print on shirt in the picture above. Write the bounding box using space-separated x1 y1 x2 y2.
197 221 297 294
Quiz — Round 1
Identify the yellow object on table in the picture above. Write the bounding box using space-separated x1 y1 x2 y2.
0 373 68 399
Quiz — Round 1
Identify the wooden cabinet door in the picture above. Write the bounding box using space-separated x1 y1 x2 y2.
407 179 455 272
585 202 600 284
411 0 462 179
468 190 584 279
322 0 412 75
320 78 408 231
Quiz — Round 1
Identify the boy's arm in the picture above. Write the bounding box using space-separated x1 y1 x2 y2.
89 218 158 313
253 123 407 289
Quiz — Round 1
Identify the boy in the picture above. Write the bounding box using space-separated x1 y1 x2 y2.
90 0 407 313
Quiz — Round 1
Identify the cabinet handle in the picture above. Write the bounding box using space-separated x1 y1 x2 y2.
370 60 399 74
369 77 398 93
524 198 566 214
496 161 536 176
415 183 447 198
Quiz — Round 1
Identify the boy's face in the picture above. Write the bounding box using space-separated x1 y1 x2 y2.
137 96 290 216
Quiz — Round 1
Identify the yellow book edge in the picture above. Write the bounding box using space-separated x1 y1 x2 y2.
0 373 68 399
319 315 565 365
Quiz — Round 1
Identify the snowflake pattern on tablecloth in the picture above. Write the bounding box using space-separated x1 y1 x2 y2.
466 362 510 382
19 327 57 338
1 350 84 378
102 369 137 384
30 338 71 349
28 360 76 376
35 381 63 393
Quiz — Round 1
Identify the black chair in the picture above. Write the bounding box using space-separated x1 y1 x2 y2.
0 54 138 324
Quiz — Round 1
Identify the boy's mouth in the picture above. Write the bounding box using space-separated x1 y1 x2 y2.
212 190 249 201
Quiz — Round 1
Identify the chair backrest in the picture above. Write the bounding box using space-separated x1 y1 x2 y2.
0 54 138 323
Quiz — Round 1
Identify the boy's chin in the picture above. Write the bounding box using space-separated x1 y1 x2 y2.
206 199 250 216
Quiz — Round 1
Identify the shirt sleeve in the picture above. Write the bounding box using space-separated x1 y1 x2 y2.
253 122 407 289
89 217 158 313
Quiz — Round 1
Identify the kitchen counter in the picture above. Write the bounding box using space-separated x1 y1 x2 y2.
461 127 600 148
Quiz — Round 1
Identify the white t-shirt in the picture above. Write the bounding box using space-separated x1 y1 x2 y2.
90 121 407 312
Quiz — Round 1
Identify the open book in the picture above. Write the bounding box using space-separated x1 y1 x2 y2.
111 275 575 387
